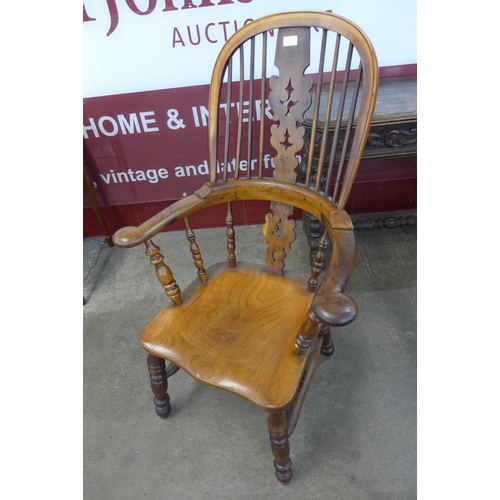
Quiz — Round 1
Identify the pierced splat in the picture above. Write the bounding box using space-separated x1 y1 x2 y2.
263 202 296 276
280 130 293 149
269 27 313 184
263 27 313 275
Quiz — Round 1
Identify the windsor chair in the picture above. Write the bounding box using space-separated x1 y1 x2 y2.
113 11 378 484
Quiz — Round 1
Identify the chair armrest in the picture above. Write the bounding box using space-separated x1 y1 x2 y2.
311 227 358 327
112 194 206 248
112 180 353 248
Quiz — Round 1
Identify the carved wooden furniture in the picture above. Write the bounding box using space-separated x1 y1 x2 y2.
113 11 378 484
300 75 416 261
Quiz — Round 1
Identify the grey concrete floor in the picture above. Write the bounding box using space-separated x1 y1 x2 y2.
83 211 416 499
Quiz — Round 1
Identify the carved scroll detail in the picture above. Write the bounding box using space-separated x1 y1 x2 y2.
367 127 417 148
263 28 313 275
353 215 417 231
263 202 296 276
268 27 313 183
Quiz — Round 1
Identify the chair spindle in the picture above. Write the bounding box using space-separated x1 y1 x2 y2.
314 33 341 194
332 62 363 204
323 41 354 198
225 202 236 268
184 217 207 283
246 36 255 179
308 228 330 292
305 29 327 189
295 310 322 353
223 58 233 182
234 44 245 179
258 31 267 179
144 239 182 306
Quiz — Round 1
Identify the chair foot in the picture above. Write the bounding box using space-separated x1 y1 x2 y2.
319 324 335 356
267 412 293 484
147 355 171 418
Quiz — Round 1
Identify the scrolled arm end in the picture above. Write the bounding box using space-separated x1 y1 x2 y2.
311 292 357 327
311 223 358 327
113 226 141 248
111 194 207 248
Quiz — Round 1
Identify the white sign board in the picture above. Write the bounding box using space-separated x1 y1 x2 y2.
83 0 417 98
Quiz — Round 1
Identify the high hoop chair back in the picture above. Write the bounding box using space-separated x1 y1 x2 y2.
113 11 379 484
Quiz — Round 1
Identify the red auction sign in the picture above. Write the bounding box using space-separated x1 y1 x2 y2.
84 82 278 206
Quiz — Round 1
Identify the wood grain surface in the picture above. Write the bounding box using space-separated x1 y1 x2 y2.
141 262 315 411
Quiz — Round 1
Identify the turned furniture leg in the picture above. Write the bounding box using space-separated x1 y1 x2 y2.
147 355 171 418
267 412 292 484
319 324 335 356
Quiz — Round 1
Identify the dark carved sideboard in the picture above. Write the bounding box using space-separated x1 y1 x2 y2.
298 75 417 262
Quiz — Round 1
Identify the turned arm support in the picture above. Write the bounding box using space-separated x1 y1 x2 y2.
296 226 356 353
112 180 352 248
113 178 357 327
113 193 205 248
311 226 358 327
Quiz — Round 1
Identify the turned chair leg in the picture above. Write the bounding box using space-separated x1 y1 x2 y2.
147 354 171 418
319 324 335 356
267 412 292 484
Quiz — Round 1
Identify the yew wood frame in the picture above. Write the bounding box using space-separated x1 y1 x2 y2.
207 11 379 209
113 11 379 484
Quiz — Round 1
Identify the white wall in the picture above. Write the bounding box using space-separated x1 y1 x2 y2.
83 0 416 98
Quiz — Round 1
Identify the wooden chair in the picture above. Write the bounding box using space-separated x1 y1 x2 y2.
113 11 378 484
